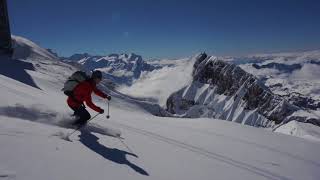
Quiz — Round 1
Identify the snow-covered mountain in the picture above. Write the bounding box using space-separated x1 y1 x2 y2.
62 53 162 86
166 53 320 127
222 50 320 114
1 36 320 180
0 37 320 180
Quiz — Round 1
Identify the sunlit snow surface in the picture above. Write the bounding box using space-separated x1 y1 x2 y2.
0 36 319 180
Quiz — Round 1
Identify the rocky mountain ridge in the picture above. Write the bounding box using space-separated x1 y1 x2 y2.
166 53 320 127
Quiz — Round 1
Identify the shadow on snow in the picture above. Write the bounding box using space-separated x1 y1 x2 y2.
79 129 149 176
0 56 41 90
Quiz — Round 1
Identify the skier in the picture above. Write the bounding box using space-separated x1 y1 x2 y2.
67 70 111 126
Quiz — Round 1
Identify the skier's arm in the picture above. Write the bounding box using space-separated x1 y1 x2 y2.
84 95 103 113
93 87 108 99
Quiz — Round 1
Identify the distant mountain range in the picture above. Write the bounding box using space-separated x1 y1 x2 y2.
61 53 162 86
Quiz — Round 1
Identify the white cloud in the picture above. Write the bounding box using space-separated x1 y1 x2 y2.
290 63 320 80
119 58 194 106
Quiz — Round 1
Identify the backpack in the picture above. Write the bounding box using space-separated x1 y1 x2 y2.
62 71 89 96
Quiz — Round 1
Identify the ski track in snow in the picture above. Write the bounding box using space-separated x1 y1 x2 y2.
0 169 16 180
108 121 298 180
136 120 320 167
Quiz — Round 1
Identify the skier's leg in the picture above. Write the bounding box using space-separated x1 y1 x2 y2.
73 106 91 126
80 107 91 124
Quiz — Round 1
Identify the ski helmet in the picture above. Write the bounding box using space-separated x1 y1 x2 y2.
91 70 102 79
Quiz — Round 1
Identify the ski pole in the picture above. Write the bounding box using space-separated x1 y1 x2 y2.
106 101 110 119
117 137 134 154
66 113 100 139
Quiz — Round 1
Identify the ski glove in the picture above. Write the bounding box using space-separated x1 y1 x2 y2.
99 109 104 114
106 96 111 101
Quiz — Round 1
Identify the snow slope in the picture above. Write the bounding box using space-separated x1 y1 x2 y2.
275 120 320 142
0 37 320 180
12 36 58 60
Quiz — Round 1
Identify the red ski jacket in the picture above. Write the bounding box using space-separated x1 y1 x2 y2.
67 80 108 113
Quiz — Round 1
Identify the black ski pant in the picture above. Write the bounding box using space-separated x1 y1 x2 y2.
71 105 91 125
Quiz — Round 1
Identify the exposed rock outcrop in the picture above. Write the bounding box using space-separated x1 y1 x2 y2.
167 53 320 127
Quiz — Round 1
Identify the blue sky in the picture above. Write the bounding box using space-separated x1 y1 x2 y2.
7 0 320 59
